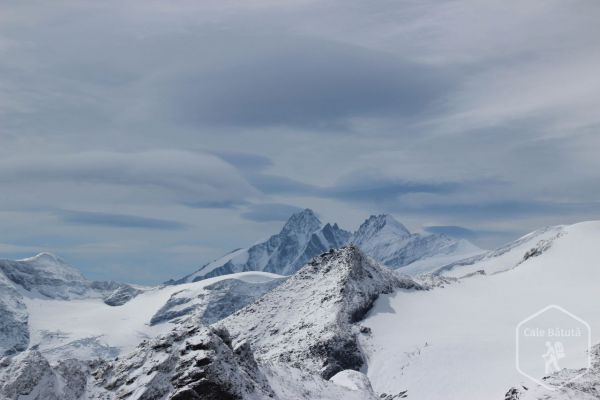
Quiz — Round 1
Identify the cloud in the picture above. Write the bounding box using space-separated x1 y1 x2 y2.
240 203 303 222
154 35 453 130
0 150 258 209
247 174 319 196
212 151 273 171
58 210 186 230
323 170 462 203
244 169 465 208
405 200 600 220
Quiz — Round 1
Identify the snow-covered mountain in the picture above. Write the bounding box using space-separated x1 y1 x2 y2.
351 214 483 273
0 253 148 357
0 253 97 300
0 252 142 303
218 246 422 379
0 252 286 361
173 208 351 283
4 220 600 399
173 210 482 283
0 321 379 400
23 270 286 364
0 245 413 399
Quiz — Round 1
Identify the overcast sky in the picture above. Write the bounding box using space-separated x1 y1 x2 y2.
1 0 599 284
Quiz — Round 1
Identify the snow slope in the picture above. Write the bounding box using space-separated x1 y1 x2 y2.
361 221 600 400
510 344 600 399
25 271 285 362
435 224 565 278
0 252 153 356
0 249 286 360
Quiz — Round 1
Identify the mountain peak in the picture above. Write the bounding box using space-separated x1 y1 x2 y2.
11 252 86 286
281 208 322 235
352 214 410 246
219 244 420 379
19 252 65 265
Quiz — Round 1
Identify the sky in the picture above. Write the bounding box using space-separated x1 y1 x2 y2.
1 0 599 284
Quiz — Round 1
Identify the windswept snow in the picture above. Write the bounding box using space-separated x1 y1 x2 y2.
361 221 600 400
436 225 565 278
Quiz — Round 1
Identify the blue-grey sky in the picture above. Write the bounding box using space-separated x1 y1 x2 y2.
1 0 599 284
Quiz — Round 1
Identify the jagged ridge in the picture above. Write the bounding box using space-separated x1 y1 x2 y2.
219 246 422 379
175 209 351 283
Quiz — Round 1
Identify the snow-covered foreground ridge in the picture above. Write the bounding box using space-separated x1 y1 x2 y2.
362 221 600 400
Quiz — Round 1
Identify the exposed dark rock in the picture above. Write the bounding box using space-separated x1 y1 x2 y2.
97 319 274 400
103 284 143 306
219 246 423 379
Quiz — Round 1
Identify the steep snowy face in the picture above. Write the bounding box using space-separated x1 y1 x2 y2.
175 209 351 282
219 246 422 379
351 214 482 272
279 207 322 237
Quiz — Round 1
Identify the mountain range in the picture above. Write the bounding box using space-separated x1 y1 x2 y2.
1 215 599 399
173 209 483 283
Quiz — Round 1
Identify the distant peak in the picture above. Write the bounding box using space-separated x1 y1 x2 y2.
19 252 65 264
358 214 410 236
281 208 322 234
299 208 318 218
